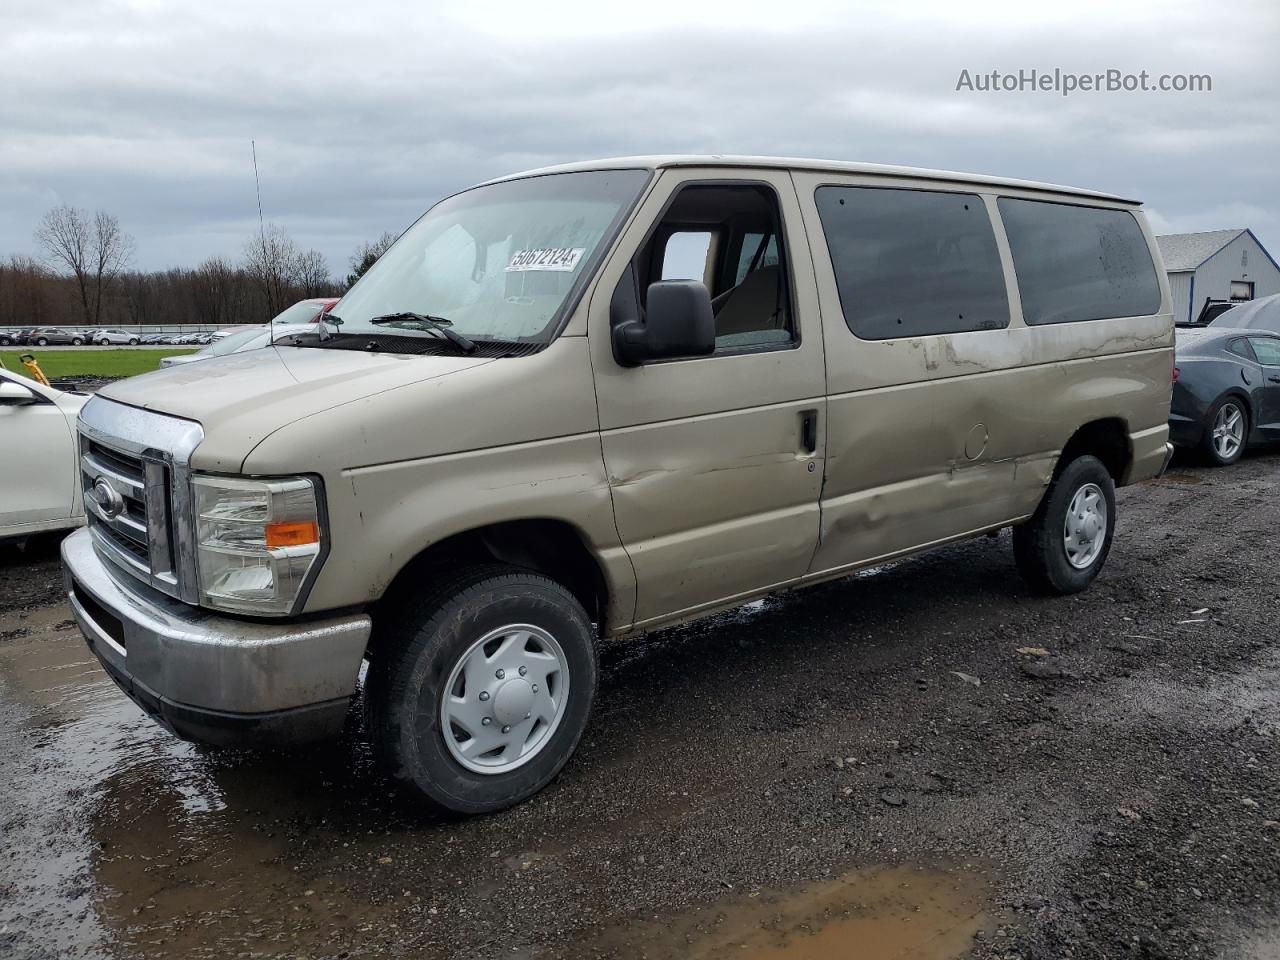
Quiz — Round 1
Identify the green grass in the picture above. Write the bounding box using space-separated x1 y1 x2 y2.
0 348 197 379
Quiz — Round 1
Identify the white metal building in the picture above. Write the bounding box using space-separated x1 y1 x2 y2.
1155 229 1280 325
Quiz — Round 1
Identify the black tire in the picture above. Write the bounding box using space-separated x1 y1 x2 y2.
364 564 598 815
98 338 110 346
1199 396 1248 467
1013 454 1116 595
128 338 139 345
71 337 83 345
0 337 11 346
35 337 47 346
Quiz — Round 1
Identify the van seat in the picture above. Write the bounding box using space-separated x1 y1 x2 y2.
713 265 782 337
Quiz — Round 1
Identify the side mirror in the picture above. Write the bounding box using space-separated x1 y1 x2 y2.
612 274 716 366
0 380 38 406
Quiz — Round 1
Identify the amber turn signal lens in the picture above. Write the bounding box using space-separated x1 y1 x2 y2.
264 520 319 548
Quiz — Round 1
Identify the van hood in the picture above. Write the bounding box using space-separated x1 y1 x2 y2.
96 345 494 471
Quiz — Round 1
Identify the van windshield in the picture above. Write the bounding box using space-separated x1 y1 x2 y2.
333 169 649 344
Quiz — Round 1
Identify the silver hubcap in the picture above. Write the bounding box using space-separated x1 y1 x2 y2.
1212 403 1244 460
1063 482 1107 570
440 624 569 775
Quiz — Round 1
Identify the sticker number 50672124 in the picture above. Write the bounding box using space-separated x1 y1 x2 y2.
506 247 586 272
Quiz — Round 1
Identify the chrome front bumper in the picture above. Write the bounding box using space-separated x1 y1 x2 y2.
61 528 370 746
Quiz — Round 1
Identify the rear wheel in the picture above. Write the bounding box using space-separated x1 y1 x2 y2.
1200 398 1247 466
1013 454 1116 595
35 337 47 346
364 565 598 815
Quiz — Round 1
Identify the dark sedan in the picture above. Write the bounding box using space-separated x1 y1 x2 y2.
1170 327 1280 465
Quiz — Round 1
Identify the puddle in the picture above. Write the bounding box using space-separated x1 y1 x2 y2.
564 864 995 960
0 601 396 958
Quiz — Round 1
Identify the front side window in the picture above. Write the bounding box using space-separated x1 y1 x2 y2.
335 170 649 344
998 198 1161 325
814 186 1009 340
1248 337 1280 366
628 183 794 352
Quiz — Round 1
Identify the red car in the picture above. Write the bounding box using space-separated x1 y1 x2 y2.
211 298 340 341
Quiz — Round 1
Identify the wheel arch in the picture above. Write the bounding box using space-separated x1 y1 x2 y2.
370 518 613 648
1055 417 1133 484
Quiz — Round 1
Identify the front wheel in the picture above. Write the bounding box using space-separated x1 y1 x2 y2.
128 338 139 345
35 337 47 346
364 565 598 815
1201 398 1247 466
1013 454 1116 595
71 337 83 345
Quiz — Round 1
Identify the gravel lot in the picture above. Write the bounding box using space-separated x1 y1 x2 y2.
1 452 1277 959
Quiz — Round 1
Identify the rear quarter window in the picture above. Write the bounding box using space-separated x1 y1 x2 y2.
997 198 1161 325
814 186 1009 340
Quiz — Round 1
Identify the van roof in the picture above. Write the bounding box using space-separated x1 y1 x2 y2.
485 155 1138 205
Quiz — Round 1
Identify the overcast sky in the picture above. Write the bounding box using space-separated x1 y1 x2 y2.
3 0 1278 275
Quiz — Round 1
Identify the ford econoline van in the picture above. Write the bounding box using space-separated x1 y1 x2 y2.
62 156 1174 813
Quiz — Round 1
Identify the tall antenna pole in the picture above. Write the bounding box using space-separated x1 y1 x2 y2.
251 140 272 342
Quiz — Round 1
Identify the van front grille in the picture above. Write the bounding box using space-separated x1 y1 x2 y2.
80 434 176 593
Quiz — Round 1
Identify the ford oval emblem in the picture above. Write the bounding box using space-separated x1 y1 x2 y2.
92 477 125 520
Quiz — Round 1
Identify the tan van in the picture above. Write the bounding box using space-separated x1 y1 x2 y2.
62 156 1174 813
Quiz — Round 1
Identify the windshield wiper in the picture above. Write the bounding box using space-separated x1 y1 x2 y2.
369 312 477 353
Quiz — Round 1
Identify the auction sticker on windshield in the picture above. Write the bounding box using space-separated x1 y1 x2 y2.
506 247 586 272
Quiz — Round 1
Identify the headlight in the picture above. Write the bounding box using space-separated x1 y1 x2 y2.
192 475 324 615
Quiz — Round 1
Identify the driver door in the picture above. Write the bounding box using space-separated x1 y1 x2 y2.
588 168 827 630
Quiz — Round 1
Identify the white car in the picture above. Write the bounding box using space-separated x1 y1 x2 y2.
0 369 89 541
90 328 141 345
159 323 315 367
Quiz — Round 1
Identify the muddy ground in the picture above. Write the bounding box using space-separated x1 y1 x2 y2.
1 452 1277 960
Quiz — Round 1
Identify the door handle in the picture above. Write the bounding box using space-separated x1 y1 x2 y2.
1269 376 1280 383
800 409 818 454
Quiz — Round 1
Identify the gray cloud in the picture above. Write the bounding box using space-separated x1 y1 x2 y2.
2 0 1278 273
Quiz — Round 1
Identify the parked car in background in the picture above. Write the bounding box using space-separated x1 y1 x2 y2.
276 297 340 325
19 327 88 346
0 367 88 541
63 156 1174 815
1170 327 1280 465
158 323 315 367
1208 292 1280 334
90 328 141 345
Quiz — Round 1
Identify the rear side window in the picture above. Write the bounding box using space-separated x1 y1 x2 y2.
1227 338 1256 361
815 187 1009 340
998 198 1161 325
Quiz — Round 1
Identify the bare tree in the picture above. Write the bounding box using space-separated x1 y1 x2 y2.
190 256 240 328
345 231 397 288
33 204 134 328
34 205 93 325
294 249 330 297
243 224 300 316
91 210 135 326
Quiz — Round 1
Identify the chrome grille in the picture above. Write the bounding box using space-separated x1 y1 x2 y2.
81 436 166 580
77 397 204 603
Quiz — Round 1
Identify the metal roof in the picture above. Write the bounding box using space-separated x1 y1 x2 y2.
481 155 1138 205
1155 229 1245 272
